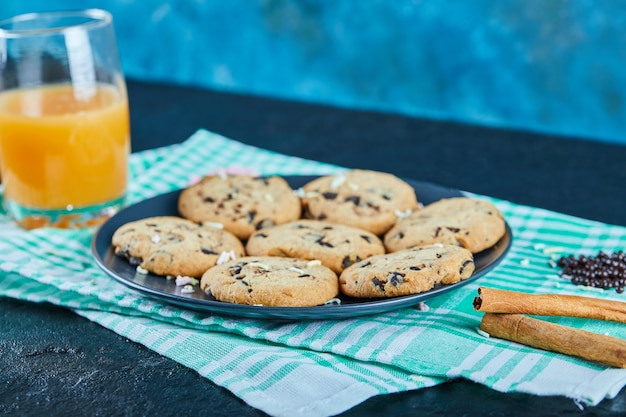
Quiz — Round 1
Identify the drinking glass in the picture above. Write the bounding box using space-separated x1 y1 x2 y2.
0 9 129 229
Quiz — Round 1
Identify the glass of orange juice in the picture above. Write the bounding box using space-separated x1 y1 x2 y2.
0 9 129 229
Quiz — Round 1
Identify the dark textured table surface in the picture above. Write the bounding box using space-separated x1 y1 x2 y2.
2 79 626 417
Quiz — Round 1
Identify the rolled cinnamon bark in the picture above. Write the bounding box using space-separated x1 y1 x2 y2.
480 313 626 368
474 287 626 324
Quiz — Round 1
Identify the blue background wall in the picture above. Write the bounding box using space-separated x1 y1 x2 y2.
2 0 625 145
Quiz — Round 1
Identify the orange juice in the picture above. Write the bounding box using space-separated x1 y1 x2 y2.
0 83 129 211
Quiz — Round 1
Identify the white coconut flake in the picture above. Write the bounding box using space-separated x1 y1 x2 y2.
306 260 322 268
249 262 271 271
546 273 563 280
136 265 149 275
543 246 566 255
432 243 444 248
289 267 305 274
415 302 429 311
176 276 199 286
264 193 274 202
151 235 161 244
324 298 342 305
476 327 490 338
395 208 412 219
294 188 306 198
330 175 346 190
181 285 195 294
203 221 224 229
581 286 605 293
216 251 235 265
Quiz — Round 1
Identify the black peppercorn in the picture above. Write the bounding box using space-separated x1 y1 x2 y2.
557 250 626 293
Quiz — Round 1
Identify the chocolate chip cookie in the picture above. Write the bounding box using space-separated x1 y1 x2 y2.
245 219 385 273
299 169 420 235
178 174 301 240
201 256 339 306
112 216 245 278
339 244 475 298
384 197 506 254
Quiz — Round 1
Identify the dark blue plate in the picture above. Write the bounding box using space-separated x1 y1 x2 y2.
92 176 512 320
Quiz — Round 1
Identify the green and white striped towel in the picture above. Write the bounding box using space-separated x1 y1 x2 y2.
2 129 626 417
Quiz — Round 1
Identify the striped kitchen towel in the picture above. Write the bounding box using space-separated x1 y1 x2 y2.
2 129 626 417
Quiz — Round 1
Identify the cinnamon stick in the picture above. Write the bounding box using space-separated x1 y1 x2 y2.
474 287 626 324
480 313 626 368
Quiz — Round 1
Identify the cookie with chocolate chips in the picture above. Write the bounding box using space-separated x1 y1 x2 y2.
339 244 475 298
178 174 301 240
201 256 339 306
111 216 245 278
246 219 385 273
299 169 420 235
384 197 506 254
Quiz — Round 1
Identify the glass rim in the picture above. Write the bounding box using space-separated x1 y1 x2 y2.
0 9 112 38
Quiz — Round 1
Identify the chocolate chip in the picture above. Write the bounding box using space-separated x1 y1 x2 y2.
345 195 360 205
360 261 371 268
247 210 257 224
254 233 268 238
446 227 461 233
298 274 311 278
317 213 327 220
408 265 421 271
203 196 215 203
201 247 218 255
256 219 275 230
434 227 441 237
341 256 352 269
360 234 373 243
389 272 405 286
460 259 473 274
315 237 334 248
372 277 385 292
322 192 338 200
365 201 380 211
